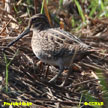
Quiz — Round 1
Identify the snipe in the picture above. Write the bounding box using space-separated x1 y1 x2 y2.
5 14 94 83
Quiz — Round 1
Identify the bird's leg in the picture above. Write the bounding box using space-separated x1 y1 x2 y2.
45 65 49 78
37 60 43 71
60 47 79 87
49 66 64 83
60 67 72 87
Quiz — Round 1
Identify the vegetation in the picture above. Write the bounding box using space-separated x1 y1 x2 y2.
0 0 108 108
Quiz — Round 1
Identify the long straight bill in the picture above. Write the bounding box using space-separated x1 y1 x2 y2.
7 27 30 48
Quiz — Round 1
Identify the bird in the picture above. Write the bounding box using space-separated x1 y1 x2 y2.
4 14 94 83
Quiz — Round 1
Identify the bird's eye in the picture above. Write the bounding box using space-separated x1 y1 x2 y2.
32 18 36 23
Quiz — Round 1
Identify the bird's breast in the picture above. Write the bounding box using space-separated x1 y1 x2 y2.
31 32 59 66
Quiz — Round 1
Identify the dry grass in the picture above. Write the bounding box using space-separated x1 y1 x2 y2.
0 0 108 108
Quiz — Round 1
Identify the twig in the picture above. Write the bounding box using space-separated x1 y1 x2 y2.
72 79 99 87
81 62 106 71
0 19 11 35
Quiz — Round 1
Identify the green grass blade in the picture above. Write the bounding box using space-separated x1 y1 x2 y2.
4 53 9 92
59 0 63 9
78 93 83 108
41 0 45 14
100 0 104 11
4 49 19 92
74 0 85 22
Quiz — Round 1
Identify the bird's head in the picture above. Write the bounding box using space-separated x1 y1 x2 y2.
4 14 50 48
28 14 50 30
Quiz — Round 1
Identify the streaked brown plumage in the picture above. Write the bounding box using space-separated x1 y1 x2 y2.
5 14 94 83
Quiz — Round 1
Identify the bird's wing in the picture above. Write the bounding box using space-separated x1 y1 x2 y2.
42 28 89 58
